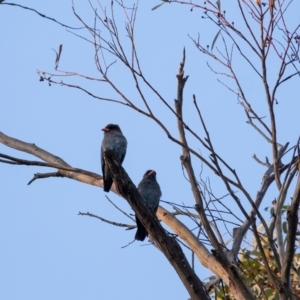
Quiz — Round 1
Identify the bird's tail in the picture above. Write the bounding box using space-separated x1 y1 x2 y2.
103 177 113 192
135 216 148 241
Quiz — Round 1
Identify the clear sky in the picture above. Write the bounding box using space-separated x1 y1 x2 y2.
1 1 300 299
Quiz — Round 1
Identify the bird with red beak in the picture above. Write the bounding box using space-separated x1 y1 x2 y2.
101 124 127 192
135 170 162 241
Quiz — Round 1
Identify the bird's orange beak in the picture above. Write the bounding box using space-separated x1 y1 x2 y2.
102 127 109 132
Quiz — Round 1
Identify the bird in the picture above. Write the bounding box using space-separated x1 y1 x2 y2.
135 170 162 241
101 124 127 192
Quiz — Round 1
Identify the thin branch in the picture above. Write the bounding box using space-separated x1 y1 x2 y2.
252 219 281 291
2 2 83 30
174 50 254 300
28 171 64 185
281 158 300 290
78 211 134 228
175 49 220 248
106 196 135 222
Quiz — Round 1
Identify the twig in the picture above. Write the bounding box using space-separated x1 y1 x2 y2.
106 196 135 222
28 171 64 185
1 2 83 30
78 211 133 228
252 219 281 290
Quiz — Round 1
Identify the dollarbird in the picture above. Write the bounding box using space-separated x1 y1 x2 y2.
135 170 162 241
101 124 127 192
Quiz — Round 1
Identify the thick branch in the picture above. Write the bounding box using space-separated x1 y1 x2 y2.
157 206 231 285
0 131 104 189
0 130 250 290
103 149 210 300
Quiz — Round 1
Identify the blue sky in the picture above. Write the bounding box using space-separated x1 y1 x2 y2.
1 1 300 299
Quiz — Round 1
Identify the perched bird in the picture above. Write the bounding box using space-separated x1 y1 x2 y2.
135 170 162 241
101 124 127 192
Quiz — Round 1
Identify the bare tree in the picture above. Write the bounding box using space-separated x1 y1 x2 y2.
1 0 300 299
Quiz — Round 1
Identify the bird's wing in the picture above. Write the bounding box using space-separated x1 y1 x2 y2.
119 135 127 164
101 146 105 179
120 150 126 164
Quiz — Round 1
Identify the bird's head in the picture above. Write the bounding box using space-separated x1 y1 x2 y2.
102 124 122 133
143 170 157 180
